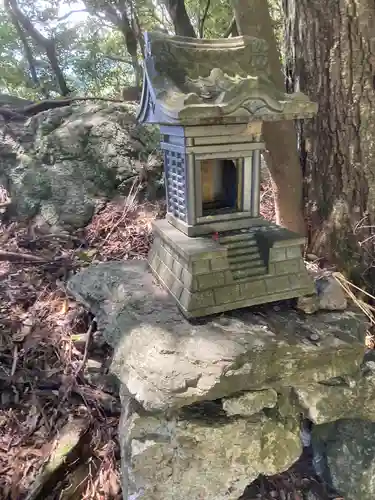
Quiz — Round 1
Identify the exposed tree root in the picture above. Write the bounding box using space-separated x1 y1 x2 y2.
0 95 128 121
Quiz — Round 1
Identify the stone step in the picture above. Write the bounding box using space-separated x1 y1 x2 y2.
219 233 257 244
225 240 259 252
232 267 267 280
227 246 260 257
229 253 263 264
229 259 265 271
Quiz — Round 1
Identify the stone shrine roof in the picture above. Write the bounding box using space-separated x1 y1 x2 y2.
137 32 318 126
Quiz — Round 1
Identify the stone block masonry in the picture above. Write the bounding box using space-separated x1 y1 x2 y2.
149 219 315 318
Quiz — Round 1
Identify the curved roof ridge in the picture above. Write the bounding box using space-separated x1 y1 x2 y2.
137 32 318 126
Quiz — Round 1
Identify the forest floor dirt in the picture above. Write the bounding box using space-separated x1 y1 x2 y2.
0 175 340 500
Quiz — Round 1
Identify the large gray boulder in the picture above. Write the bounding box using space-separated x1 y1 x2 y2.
312 419 375 500
67 261 371 500
295 363 375 424
67 261 366 412
120 388 301 500
2 102 161 229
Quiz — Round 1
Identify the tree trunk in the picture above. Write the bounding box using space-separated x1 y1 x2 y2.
231 0 306 235
164 0 197 38
45 43 71 96
120 11 142 88
283 0 375 282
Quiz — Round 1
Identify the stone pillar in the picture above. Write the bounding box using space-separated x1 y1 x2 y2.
251 149 261 217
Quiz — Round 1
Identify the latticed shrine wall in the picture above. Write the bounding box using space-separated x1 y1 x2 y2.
163 148 187 223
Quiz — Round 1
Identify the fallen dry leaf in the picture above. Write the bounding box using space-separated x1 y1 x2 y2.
60 299 69 315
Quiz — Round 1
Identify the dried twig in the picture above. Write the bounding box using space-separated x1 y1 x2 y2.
22 97 125 116
333 272 375 324
25 233 83 244
32 393 52 435
0 250 46 263
98 180 140 248
11 344 18 376
76 320 95 375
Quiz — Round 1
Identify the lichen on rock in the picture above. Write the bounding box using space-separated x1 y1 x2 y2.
120 389 301 500
222 389 278 417
2 102 162 230
294 352 375 424
312 419 375 500
66 260 371 500
67 261 366 412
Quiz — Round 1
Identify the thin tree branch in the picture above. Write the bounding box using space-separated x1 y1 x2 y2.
102 54 131 64
21 96 125 115
224 16 237 37
57 9 88 22
0 250 46 263
5 6 40 88
199 0 211 38
6 0 71 96
6 0 49 46
83 1 141 87
75 320 95 375
0 96 126 122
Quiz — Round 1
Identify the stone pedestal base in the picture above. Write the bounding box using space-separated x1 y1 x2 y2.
67 261 368 500
149 219 315 318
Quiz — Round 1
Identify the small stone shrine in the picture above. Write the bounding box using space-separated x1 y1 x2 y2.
137 32 318 318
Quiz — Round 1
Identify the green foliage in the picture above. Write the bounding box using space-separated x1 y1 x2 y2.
0 0 138 99
185 0 233 38
268 0 283 53
0 8 32 97
0 0 284 101
67 21 134 95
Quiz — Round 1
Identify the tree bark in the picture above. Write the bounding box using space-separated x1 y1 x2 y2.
164 0 197 38
231 0 306 235
283 0 375 281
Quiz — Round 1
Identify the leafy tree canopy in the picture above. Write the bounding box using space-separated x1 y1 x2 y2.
0 0 282 100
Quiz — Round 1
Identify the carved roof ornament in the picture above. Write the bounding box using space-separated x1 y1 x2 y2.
137 32 318 125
